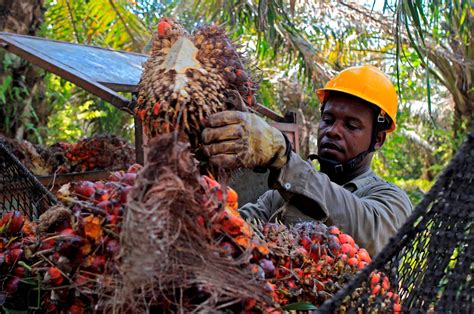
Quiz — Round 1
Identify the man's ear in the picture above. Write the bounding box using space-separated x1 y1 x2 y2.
374 131 386 150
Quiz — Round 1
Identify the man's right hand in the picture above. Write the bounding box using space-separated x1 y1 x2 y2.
202 111 289 170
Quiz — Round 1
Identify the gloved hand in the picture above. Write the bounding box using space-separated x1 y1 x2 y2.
202 111 289 170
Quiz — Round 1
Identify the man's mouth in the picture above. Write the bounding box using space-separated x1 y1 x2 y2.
320 141 343 153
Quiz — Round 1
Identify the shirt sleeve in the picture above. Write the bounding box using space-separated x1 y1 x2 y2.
238 189 285 222
271 151 413 256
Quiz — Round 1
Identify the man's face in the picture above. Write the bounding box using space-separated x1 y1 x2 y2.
317 94 374 163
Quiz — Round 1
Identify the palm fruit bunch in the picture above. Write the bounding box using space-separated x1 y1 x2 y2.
1 134 135 175
64 134 135 173
135 17 257 148
114 134 271 313
251 222 402 311
0 165 141 312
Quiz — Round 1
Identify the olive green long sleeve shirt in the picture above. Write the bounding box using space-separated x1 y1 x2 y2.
239 151 413 256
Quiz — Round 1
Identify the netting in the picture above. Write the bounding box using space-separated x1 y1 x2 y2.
0 140 57 219
318 133 474 313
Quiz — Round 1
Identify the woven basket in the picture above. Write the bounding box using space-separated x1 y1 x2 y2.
0 141 57 219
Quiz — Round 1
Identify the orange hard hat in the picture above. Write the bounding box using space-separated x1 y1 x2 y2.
317 65 398 133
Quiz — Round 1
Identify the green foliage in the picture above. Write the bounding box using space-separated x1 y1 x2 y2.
45 74 134 144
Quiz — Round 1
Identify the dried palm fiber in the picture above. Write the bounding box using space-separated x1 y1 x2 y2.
109 134 270 312
135 18 257 151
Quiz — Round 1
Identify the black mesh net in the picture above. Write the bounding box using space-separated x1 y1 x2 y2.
318 133 474 313
0 141 57 219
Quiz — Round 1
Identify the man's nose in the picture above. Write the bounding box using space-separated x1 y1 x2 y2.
326 121 343 139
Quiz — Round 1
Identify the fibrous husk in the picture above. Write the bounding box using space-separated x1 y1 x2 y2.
111 133 270 312
135 18 258 150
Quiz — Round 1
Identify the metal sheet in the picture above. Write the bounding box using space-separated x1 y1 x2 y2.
0 32 147 91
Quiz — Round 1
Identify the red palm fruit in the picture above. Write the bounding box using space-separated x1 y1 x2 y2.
157 21 171 36
105 239 120 257
0 236 7 249
87 255 107 273
248 263 265 280
264 282 276 293
97 200 113 212
370 272 380 286
120 185 133 204
39 238 56 251
109 171 124 182
67 303 85 314
94 189 110 202
226 187 238 207
309 243 321 261
7 211 24 234
324 255 334 265
121 172 137 186
299 235 312 250
74 181 96 199
357 261 368 270
328 236 341 255
347 257 358 267
357 248 371 263
220 242 235 257
259 259 275 277
235 69 248 82
196 215 205 227
275 267 289 278
311 232 324 243
9 248 23 264
106 214 119 228
371 284 381 295
393 303 402 312
328 226 341 236
220 215 245 235
348 246 358 257
5 276 21 295
0 212 13 230
94 181 106 190
287 279 297 289
293 268 304 279
13 266 26 277
382 276 390 290
127 164 142 173
338 253 348 263
340 243 353 255
338 233 355 246
153 102 161 115
47 267 64 286
244 298 257 310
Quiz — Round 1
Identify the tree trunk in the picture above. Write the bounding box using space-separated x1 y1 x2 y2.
0 0 47 142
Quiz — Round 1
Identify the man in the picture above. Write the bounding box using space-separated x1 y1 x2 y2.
202 65 413 256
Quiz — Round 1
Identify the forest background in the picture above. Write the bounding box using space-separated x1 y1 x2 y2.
0 0 472 205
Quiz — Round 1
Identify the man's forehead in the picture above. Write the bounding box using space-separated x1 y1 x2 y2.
323 96 374 117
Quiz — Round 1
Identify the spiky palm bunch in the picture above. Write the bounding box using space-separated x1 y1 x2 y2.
135 18 257 148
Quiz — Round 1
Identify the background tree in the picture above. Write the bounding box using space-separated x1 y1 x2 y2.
0 0 47 142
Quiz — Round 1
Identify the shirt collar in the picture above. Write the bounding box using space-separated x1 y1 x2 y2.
342 169 376 192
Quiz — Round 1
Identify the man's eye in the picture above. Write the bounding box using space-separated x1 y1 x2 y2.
322 117 333 124
346 123 359 130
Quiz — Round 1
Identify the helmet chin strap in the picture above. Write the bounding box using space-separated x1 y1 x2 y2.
308 150 369 178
